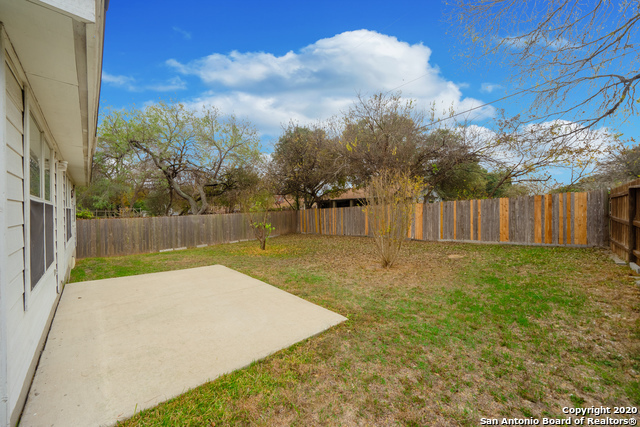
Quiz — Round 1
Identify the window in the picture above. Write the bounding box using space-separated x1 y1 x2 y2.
29 115 54 289
64 173 72 242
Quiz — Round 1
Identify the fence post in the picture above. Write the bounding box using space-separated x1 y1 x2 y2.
629 188 636 263
96 219 101 257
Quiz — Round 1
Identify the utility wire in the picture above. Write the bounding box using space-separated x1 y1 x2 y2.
425 87 532 127
348 13 533 128
386 75 539 127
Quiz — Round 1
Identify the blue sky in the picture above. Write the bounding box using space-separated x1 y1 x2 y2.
100 0 635 155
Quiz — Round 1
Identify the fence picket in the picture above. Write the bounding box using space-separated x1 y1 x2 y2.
77 190 609 259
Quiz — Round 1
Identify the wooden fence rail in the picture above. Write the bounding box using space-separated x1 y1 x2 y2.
299 190 609 247
76 210 299 258
76 190 609 259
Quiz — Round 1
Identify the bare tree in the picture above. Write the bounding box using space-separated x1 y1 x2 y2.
486 112 614 195
340 92 485 195
340 93 430 185
364 170 423 268
338 92 612 198
420 126 494 199
446 0 640 128
580 140 640 190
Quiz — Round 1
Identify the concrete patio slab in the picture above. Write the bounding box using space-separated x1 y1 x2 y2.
20 265 347 426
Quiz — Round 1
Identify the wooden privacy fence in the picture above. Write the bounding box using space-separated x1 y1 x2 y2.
76 210 298 258
76 190 609 259
299 190 609 247
610 178 640 262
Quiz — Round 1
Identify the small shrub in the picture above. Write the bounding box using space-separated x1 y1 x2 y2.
241 190 275 250
76 208 94 219
363 169 423 268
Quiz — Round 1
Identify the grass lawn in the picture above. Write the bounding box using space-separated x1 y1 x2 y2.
71 234 640 426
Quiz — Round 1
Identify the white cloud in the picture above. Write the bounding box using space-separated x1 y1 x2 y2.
472 120 613 161
167 30 494 138
146 77 187 92
469 119 615 188
102 72 186 92
172 26 192 40
480 83 503 93
102 72 135 87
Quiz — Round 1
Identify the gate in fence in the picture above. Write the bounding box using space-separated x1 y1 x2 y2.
610 178 640 263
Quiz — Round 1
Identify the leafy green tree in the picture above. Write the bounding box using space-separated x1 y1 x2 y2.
209 165 262 212
77 129 156 212
483 169 513 198
433 162 515 201
239 188 275 250
434 162 490 200
98 101 261 215
269 123 347 209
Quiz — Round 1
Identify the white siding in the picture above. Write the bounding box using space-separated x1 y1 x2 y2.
3 62 26 418
5 173 21 202
3 60 62 420
4 64 20 111
5 250 23 290
4 145 21 178
5 199 22 228
5 98 21 134
4 63 24 327
5 275 22 321
5 226 22 259
7 267 57 413
1 11 94 419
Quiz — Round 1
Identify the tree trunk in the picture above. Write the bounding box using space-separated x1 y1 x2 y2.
165 189 173 216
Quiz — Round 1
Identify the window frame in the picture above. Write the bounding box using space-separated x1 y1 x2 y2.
27 112 55 291
63 171 73 245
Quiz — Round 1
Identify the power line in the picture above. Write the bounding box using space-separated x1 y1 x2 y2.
425 86 532 127
346 14 533 127
385 75 539 127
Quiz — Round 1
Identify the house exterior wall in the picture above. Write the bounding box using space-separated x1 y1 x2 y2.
58 169 76 283
1 33 76 426
0 34 9 427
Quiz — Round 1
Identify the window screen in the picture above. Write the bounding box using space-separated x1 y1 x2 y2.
66 208 73 241
44 153 51 201
29 152 40 198
45 203 54 269
30 200 45 289
29 116 41 198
